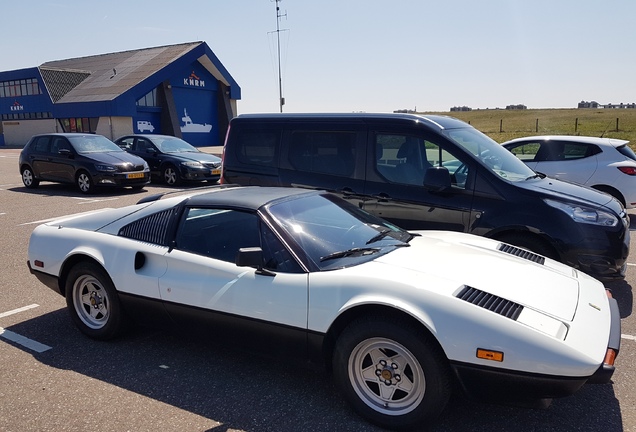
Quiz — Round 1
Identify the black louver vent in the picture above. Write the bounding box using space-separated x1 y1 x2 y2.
498 243 545 265
118 209 173 246
456 286 523 320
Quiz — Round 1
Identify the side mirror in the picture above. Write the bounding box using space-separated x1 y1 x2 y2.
58 148 72 157
236 247 275 276
423 166 451 192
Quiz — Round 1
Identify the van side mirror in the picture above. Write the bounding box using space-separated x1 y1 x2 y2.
423 166 451 192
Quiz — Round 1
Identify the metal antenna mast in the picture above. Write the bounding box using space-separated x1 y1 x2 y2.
274 0 287 112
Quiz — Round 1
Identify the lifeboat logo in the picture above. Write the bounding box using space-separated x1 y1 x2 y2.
10 100 24 111
183 71 205 88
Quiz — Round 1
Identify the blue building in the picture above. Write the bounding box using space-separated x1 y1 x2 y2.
0 41 240 147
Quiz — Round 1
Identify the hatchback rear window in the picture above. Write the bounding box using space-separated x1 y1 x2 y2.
616 144 636 161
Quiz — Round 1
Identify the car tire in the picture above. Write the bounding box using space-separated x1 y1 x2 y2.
21 167 40 189
162 164 180 186
76 171 94 194
65 262 126 340
333 316 451 430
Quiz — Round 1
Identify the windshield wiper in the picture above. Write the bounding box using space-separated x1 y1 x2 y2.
366 229 392 244
320 247 380 262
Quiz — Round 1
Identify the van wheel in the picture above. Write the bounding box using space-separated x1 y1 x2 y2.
497 232 558 261
333 316 451 430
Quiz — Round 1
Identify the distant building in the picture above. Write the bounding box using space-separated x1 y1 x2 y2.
578 100 600 108
0 41 241 147
603 102 636 109
505 104 527 110
450 106 472 112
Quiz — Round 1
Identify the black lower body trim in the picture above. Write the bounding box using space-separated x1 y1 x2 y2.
451 361 588 405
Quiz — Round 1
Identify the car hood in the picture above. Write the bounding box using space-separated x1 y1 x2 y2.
166 151 221 164
373 231 580 321
87 151 146 166
518 176 621 213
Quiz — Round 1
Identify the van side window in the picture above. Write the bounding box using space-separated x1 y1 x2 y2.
375 134 468 189
288 131 356 177
235 130 279 167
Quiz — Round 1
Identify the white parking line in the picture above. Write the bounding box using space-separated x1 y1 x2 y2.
0 304 52 353
71 197 119 204
0 328 51 353
623 334 636 342
0 304 39 318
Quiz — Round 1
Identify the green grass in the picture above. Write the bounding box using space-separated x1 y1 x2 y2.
422 108 636 146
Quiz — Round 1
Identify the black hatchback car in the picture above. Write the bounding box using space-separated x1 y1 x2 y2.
115 134 222 186
19 133 150 194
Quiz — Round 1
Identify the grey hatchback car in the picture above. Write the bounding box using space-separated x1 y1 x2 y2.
19 133 150 194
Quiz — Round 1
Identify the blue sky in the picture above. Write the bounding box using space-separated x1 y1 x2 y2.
2 0 634 114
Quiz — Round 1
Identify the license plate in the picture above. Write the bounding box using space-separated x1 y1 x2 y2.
127 172 145 179
212 168 221 175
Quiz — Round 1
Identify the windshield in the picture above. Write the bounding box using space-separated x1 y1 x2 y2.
444 127 537 182
154 137 198 153
68 135 123 153
267 194 412 270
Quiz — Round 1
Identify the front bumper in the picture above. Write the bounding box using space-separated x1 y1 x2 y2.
94 171 151 187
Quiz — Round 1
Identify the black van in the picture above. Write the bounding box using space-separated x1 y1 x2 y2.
221 113 630 280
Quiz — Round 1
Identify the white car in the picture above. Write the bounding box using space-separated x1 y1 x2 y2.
502 135 636 208
27 186 620 430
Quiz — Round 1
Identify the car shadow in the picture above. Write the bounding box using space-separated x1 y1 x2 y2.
605 278 633 319
5 310 625 432
7 182 150 198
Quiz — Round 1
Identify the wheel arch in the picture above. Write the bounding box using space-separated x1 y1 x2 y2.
322 304 447 372
591 184 625 207
58 253 107 297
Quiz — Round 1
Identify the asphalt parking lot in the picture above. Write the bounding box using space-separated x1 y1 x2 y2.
1 147 634 432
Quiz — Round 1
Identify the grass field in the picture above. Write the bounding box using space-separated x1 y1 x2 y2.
422 108 636 146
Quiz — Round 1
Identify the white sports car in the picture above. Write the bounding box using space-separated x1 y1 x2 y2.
27 185 620 430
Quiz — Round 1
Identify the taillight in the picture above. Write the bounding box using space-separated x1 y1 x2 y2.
617 166 636 175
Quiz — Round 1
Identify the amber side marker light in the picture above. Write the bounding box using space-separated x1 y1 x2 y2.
603 289 617 367
34 260 44 268
476 349 504 362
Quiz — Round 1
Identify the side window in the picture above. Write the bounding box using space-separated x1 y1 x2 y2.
375 134 468 189
288 131 356 177
176 208 260 262
563 143 592 160
134 138 154 153
51 137 70 154
117 137 134 150
32 136 51 153
235 130 279 166
508 143 539 161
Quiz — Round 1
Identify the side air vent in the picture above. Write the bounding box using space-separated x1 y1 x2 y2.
119 209 173 245
498 243 545 265
456 286 523 320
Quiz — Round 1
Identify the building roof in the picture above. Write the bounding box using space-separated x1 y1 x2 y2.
38 41 240 104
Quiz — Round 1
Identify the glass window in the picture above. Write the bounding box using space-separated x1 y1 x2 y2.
176 208 260 263
235 130 279 167
288 130 356 177
375 133 468 188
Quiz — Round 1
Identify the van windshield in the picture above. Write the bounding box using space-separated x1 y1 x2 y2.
444 128 537 182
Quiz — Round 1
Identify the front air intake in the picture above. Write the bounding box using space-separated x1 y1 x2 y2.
498 243 545 265
456 286 523 320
